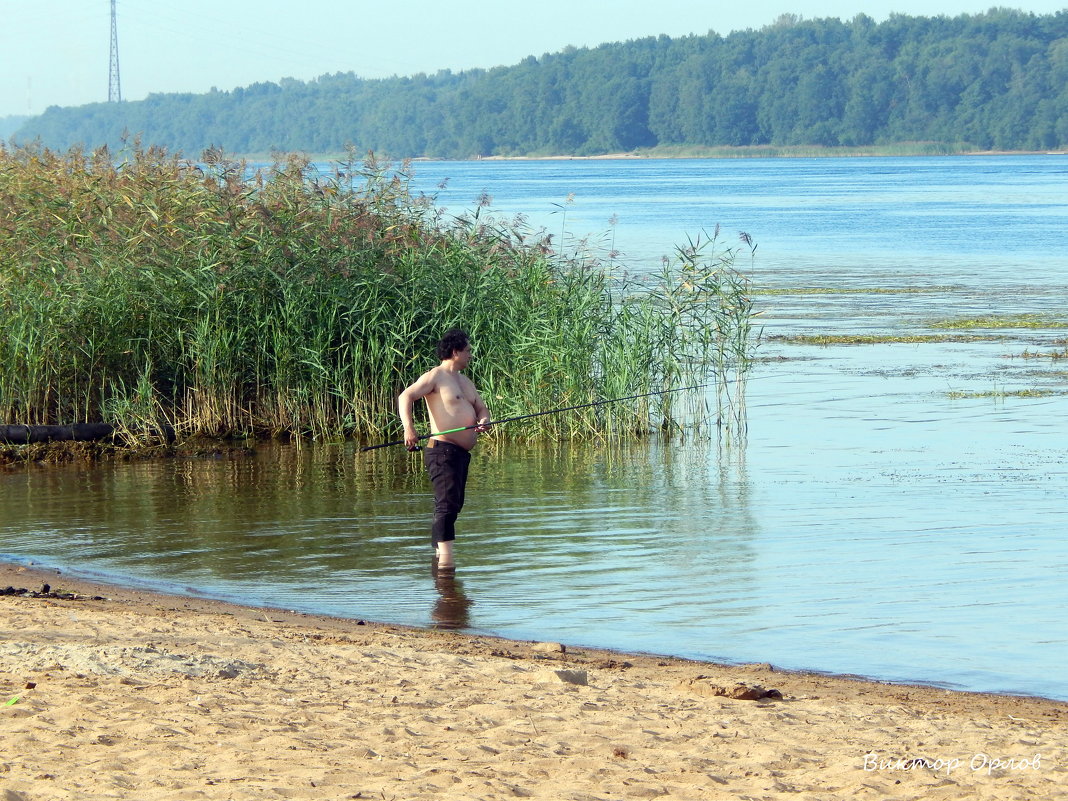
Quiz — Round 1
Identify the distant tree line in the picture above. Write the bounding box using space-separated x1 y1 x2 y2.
13 9 1068 157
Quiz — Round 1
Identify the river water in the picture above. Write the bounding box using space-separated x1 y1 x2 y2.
3 156 1067 700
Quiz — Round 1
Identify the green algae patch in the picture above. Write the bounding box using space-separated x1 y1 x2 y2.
754 286 958 296
767 333 1002 346
946 388 1060 399
931 315 1068 330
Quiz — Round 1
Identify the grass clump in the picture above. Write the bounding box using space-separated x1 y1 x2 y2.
0 142 757 444
1014 348 1068 360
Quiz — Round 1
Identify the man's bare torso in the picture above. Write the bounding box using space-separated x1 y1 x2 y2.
424 366 481 450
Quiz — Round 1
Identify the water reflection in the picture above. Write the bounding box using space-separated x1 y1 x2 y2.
431 566 473 630
0 439 760 631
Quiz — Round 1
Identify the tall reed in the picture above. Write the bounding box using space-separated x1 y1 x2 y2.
0 142 758 443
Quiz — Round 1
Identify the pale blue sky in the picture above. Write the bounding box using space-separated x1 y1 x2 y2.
2 0 1065 117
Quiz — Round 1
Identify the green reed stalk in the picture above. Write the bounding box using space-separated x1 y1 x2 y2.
0 142 759 444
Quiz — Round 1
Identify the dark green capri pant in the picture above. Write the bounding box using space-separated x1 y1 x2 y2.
423 439 471 545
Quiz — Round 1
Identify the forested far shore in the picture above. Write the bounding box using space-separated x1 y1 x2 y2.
198 142 1068 163
12 9 1068 158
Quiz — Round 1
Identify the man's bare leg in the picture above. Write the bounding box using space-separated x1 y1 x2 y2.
435 540 455 570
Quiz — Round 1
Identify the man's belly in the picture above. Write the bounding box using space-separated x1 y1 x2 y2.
432 430 478 450
429 411 478 450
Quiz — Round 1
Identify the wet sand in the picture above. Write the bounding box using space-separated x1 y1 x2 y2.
2 561 1065 800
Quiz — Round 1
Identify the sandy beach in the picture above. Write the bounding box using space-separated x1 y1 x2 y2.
1 562 1065 800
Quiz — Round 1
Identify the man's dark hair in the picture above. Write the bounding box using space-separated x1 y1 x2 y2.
436 328 470 361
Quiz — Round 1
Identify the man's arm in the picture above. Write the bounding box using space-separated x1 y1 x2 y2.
472 388 491 430
398 370 437 449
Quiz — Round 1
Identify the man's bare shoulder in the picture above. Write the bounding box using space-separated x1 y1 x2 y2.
426 365 463 387
403 366 445 398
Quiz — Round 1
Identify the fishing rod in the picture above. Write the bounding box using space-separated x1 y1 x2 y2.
359 384 707 452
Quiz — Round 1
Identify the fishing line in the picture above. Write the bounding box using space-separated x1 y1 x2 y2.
360 384 708 452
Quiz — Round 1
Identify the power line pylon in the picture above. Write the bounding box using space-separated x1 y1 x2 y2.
108 0 122 103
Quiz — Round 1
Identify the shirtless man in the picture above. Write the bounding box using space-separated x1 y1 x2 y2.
398 329 490 570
